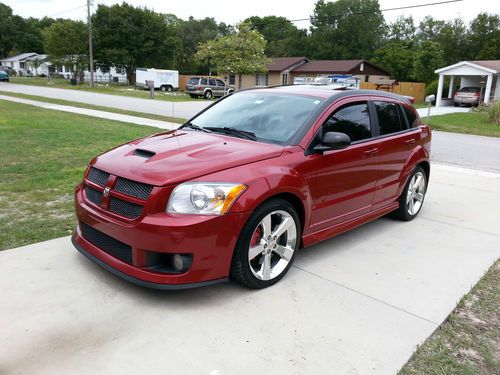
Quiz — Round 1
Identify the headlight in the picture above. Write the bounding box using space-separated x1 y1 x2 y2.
167 183 246 215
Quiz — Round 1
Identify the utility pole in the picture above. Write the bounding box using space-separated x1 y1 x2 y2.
87 0 95 88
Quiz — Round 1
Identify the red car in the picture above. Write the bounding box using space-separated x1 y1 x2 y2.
72 87 431 289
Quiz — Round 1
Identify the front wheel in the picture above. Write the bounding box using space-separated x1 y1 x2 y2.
392 166 427 221
230 199 300 289
204 90 213 100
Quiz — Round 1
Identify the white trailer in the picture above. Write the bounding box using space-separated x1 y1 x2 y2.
135 68 179 91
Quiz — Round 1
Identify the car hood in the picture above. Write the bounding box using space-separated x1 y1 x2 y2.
92 130 284 186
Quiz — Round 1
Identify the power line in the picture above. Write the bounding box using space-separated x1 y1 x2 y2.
47 5 86 18
288 0 464 23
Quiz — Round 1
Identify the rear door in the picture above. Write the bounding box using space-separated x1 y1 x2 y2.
208 78 219 96
370 98 422 210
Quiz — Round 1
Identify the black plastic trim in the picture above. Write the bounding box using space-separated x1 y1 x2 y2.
72 236 229 290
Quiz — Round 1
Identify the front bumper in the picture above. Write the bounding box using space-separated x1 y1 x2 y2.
73 184 252 288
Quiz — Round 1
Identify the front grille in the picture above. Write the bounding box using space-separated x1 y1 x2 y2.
87 167 110 187
80 222 133 265
114 177 153 200
109 197 143 219
85 185 102 205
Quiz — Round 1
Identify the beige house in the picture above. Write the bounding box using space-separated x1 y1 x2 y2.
290 60 390 84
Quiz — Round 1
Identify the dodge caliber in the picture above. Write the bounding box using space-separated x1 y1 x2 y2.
72 87 431 289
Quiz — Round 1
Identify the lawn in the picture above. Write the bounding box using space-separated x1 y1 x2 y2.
9 76 203 103
0 91 186 124
429 112 500 138
0 99 157 250
400 260 499 375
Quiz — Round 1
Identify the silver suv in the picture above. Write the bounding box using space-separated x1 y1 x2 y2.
185 77 234 99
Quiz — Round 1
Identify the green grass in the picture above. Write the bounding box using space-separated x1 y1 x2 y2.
0 99 158 250
9 76 202 102
400 260 500 375
429 112 500 138
0 91 186 124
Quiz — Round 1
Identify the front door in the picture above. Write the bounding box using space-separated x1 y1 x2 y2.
305 98 381 231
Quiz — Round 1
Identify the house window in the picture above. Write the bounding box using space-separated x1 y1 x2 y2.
256 73 268 87
20 62 25 69
282 73 288 86
229 74 235 85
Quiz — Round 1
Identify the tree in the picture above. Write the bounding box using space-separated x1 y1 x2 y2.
389 16 416 44
467 13 500 60
372 42 416 81
92 3 181 84
195 23 270 88
0 3 17 58
244 16 308 57
43 19 88 79
177 17 233 74
412 41 444 83
309 0 385 59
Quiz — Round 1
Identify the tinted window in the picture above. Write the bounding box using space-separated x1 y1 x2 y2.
200 78 208 85
209 78 217 86
402 105 418 128
375 101 402 135
216 79 225 86
187 78 198 85
323 102 371 142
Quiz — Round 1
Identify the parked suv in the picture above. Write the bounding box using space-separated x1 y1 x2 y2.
454 86 481 106
73 87 431 290
185 76 234 99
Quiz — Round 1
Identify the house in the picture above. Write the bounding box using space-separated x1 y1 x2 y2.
290 59 390 84
226 57 309 90
0 52 39 74
434 60 500 106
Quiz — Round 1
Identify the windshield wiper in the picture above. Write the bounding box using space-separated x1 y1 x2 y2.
204 127 258 141
180 122 212 133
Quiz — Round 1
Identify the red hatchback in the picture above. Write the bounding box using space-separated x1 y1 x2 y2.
72 87 431 289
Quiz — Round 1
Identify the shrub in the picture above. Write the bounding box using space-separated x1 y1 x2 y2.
487 101 500 125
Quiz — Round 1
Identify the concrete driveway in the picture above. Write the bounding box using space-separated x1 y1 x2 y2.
1 163 499 375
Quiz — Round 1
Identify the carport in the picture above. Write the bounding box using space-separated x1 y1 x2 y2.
434 60 500 107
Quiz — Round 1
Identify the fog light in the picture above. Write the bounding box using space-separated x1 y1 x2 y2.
172 254 187 272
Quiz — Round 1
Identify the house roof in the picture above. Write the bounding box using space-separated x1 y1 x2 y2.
0 52 39 62
472 60 500 72
267 57 308 72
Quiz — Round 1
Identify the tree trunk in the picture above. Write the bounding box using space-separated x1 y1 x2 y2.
238 74 242 90
127 65 136 86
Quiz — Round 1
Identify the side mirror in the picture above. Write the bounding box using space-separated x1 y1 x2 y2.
313 131 351 153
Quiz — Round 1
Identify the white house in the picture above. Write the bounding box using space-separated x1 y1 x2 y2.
434 60 500 107
0 52 39 74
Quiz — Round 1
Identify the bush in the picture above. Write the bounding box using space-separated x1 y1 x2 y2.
425 79 449 98
487 101 500 125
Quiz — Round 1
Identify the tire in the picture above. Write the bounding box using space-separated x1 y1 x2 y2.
204 90 213 100
454 103 459 107
160 85 167 92
166 85 173 92
230 199 300 289
189 94 196 98
392 166 427 221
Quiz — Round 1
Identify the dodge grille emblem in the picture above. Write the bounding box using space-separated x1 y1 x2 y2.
103 187 111 197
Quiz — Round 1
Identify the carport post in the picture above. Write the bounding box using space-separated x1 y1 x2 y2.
484 74 493 104
448 76 455 98
436 74 444 107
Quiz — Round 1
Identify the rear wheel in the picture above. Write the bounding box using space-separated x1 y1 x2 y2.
392 166 427 221
230 199 300 289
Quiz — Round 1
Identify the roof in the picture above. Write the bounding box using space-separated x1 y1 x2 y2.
472 60 500 72
0 52 39 62
291 59 389 74
435 60 500 74
375 79 399 86
267 57 308 72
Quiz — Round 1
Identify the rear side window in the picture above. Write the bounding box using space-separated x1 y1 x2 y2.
374 101 402 135
402 105 418 128
323 102 371 142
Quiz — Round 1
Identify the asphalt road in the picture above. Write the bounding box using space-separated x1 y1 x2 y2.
1 82 499 172
1 164 499 374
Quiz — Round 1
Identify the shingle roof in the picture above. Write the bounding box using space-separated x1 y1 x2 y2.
292 59 365 73
267 57 308 72
0 52 39 62
472 60 500 72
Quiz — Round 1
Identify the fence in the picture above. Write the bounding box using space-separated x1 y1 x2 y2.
360 81 426 103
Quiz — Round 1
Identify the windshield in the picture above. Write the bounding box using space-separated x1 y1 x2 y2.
190 92 323 144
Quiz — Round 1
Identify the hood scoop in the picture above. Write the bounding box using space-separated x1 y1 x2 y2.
134 149 156 159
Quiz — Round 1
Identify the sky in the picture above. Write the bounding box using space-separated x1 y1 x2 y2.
3 0 500 27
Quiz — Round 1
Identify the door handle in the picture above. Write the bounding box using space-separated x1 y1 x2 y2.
405 139 416 145
363 148 379 156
